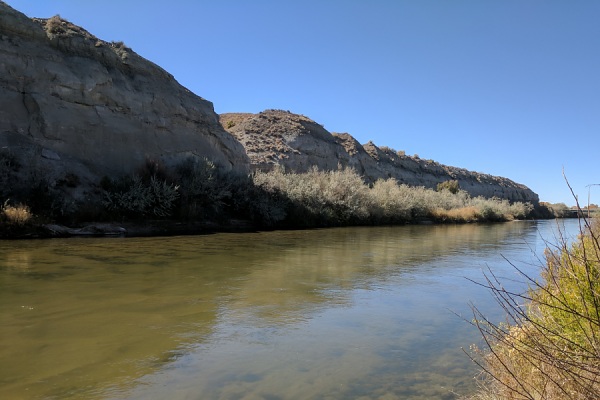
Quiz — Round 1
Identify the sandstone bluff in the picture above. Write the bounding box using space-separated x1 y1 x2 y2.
220 110 538 203
0 2 248 203
0 2 538 212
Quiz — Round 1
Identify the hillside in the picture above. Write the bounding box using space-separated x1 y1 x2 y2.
220 110 539 203
0 2 541 236
0 1 249 205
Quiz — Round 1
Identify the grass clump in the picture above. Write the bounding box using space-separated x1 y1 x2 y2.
1 201 32 226
467 191 600 399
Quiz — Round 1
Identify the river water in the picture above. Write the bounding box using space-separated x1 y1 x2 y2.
0 219 581 399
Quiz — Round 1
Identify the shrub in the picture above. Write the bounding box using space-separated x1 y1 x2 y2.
94 158 534 226
253 166 371 226
467 201 600 398
230 173 288 226
45 15 65 34
437 180 460 194
175 157 231 219
1 201 32 225
540 202 571 218
103 175 179 218
252 168 533 226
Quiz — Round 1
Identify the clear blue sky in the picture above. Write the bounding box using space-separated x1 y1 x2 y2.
7 0 599 205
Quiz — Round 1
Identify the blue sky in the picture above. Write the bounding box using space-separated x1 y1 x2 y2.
7 1 599 205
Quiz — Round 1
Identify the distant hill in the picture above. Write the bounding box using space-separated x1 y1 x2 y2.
220 110 539 203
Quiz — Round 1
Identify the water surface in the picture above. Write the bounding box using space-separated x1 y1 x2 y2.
0 220 580 399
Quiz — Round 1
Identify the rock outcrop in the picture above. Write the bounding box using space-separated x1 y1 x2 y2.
0 0 538 216
0 2 249 201
220 110 539 203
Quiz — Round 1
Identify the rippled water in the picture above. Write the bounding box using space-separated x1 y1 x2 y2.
0 220 580 399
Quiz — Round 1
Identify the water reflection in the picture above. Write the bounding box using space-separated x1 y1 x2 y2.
0 220 577 399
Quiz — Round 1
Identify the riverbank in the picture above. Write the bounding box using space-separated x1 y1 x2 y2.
2 162 553 240
1 214 565 240
466 216 599 399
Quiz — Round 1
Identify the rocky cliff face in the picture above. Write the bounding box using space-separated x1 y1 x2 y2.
220 110 539 204
0 1 538 215
0 2 249 199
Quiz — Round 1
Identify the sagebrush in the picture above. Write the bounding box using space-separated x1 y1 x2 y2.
466 193 600 399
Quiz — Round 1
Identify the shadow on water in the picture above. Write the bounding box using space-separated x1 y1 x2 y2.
0 220 576 399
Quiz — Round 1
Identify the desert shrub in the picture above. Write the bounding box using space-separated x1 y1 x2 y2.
369 180 437 221
0 167 73 221
1 201 32 225
541 202 571 218
103 175 179 218
94 159 534 226
45 15 65 34
229 173 288 226
470 196 533 221
175 158 232 219
437 179 460 194
368 179 413 222
251 168 533 226
467 203 600 399
253 166 371 226
137 158 172 183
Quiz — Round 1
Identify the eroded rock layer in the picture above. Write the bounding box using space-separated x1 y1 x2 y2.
0 2 249 197
220 110 539 203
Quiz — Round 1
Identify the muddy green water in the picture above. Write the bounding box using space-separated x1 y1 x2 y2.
0 220 580 399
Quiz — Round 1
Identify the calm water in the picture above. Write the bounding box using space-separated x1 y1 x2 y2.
0 220 581 399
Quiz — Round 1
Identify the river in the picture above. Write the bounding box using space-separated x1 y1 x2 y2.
0 219 582 399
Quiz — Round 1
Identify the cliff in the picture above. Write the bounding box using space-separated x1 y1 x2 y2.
220 110 539 203
0 2 249 202
0 1 538 229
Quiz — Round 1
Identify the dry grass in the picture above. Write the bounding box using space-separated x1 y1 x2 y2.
2 203 32 225
431 206 480 222
45 15 65 34
466 186 600 399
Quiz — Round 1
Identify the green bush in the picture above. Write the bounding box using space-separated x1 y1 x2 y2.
437 179 460 194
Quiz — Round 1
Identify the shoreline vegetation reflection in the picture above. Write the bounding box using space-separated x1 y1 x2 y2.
0 220 580 399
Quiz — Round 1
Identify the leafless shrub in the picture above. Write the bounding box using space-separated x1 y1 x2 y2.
465 180 600 399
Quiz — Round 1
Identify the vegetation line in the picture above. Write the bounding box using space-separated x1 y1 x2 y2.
1 155 538 237
465 187 600 399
